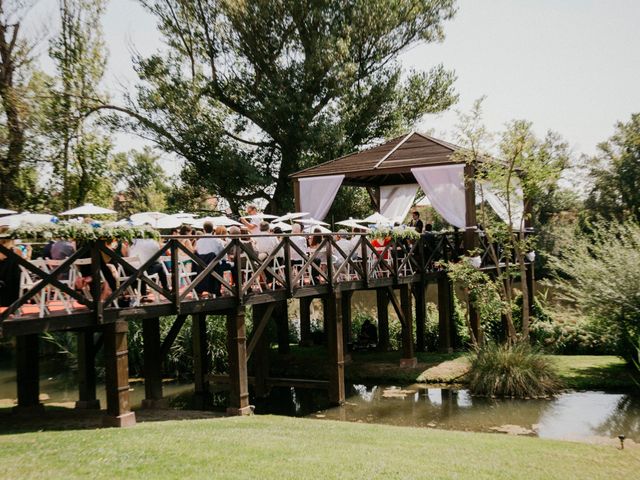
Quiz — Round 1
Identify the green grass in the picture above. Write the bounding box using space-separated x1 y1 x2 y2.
0 415 637 479
550 355 637 390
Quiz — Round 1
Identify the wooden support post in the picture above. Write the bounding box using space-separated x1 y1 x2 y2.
14 334 43 413
469 304 482 346
437 274 454 353
275 300 290 354
526 261 536 319
321 296 328 343
341 291 353 354
252 304 270 398
103 321 136 427
293 178 301 213
414 284 426 352
192 313 212 410
376 288 390 352
399 285 416 367
142 318 166 409
227 307 252 415
325 293 345 406
299 297 312 346
76 330 100 410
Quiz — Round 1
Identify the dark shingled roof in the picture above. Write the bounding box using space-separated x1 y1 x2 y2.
290 131 464 186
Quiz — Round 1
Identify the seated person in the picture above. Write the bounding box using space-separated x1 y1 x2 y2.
129 238 169 300
357 319 378 347
253 221 279 259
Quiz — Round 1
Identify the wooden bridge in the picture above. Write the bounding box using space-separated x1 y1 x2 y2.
0 230 533 427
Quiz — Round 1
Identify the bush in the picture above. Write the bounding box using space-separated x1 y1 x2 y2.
466 342 563 398
550 220 640 361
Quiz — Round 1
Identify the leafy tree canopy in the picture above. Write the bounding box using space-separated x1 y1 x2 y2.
585 113 640 223
115 0 458 213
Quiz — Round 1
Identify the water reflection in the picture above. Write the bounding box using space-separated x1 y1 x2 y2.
285 385 640 443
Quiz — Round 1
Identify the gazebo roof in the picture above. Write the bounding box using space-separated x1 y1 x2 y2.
290 131 464 187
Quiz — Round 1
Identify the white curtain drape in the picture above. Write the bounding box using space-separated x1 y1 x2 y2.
379 184 419 223
298 174 344 220
478 181 525 230
411 165 467 229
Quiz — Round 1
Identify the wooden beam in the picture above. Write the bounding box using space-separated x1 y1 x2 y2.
76 330 100 410
159 314 188 360
376 288 390 352
192 313 212 409
246 303 276 360
366 186 381 211
437 273 454 353
299 297 312 346
14 334 43 413
226 307 251 415
142 318 165 408
399 285 416 365
325 293 345 406
251 304 271 398
293 178 301 212
414 284 426 352
102 321 136 427
387 287 405 326
275 300 290 354
341 291 353 352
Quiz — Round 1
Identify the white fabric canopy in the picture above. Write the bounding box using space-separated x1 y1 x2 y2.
411 165 467 229
298 174 344 221
379 184 419 224
478 181 525 230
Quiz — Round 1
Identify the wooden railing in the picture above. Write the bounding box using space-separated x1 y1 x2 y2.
0 231 528 335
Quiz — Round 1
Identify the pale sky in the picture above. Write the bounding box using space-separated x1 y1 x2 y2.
28 0 640 175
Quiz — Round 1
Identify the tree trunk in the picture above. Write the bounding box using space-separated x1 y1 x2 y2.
266 147 298 214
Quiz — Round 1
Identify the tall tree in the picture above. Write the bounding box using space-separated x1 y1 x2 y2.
0 0 37 208
46 0 110 209
112 147 168 216
585 113 640 224
452 99 568 343
111 0 458 213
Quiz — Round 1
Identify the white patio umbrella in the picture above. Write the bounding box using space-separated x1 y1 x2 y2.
60 203 116 216
270 222 293 232
295 217 329 226
336 218 366 229
243 213 278 220
130 212 167 227
274 212 309 223
0 208 17 215
360 212 392 225
0 212 57 228
155 212 200 229
192 216 242 229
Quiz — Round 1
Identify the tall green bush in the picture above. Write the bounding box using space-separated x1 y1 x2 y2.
550 221 640 361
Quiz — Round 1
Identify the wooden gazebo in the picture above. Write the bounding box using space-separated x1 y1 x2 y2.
290 131 478 247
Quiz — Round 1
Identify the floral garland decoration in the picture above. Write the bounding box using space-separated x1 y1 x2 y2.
3 223 160 242
367 226 421 242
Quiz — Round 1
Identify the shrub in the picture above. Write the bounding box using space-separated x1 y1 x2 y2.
550 220 640 361
466 342 563 398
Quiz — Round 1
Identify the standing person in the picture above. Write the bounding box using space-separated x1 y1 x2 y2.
409 211 424 233
195 221 229 297
0 237 20 307
240 204 261 233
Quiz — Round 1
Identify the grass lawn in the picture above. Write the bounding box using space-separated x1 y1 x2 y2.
0 415 637 479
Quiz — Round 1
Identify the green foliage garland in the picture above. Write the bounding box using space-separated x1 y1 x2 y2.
368 226 420 242
4 223 159 242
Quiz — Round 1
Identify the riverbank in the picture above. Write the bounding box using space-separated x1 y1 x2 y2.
0 415 636 479
269 347 638 391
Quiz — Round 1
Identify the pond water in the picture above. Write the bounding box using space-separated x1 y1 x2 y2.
254 384 640 443
1 363 638 444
